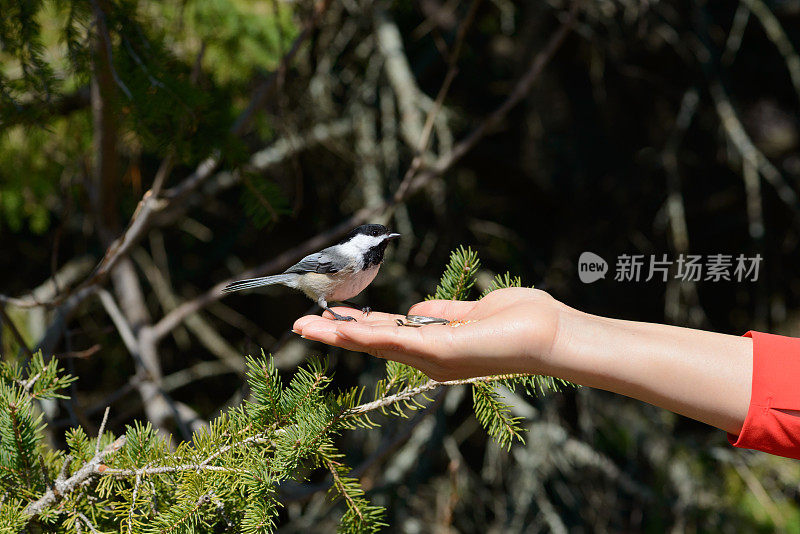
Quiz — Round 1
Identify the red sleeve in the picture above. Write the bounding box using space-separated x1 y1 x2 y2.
728 331 800 460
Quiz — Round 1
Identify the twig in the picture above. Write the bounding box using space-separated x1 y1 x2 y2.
722 3 750 66
709 80 800 211
77 512 101 534
128 471 141 534
161 361 237 393
21 372 42 394
395 2 578 200
98 289 193 437
105 434 271 478
662 88 699 254
326 459 365 522
104 464 244 477
97 290 141 367
247 118 354 172
741 0 800 102
23 436 126 517
345 374 522 417
0 256 94 308
416 0 483 156
662 89 707 325
57 454 72 482
133 249 244 373
53 344 102 360
96 407 110 455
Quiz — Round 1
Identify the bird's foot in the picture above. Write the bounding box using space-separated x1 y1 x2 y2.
360 306 371 316
325 307 357 321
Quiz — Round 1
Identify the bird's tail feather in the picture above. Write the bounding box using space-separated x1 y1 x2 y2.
222 274 295 293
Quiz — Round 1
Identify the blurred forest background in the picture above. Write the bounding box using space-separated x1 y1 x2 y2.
3 0 800 531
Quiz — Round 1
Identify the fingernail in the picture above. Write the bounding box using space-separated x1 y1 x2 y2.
291 329 300 335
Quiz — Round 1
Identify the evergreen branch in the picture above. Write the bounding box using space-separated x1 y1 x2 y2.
200 434 272 469
102 434 273 478
8 402 33 490
154 493 209 534
430 246 480 301
22 436 126 518
481 272 523 298
472 382 524 450
97 375 548 481
345 374 524 417
14 351 77 400
326 459 365 524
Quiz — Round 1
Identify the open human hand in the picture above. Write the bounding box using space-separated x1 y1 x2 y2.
292 288 571 381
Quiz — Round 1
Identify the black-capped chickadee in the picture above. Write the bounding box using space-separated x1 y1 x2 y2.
222 224 400 321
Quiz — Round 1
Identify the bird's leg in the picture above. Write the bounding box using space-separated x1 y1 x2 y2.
318 298 356 321
335 300 371 316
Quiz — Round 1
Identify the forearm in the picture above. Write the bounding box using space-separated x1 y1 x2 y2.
547 308 753 434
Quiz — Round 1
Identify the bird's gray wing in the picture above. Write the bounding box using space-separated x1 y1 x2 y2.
284 248 348 274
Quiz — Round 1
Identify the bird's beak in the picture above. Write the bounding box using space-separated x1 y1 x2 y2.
386 233 401 240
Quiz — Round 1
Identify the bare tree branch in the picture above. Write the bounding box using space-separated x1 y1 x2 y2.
151 10 576 341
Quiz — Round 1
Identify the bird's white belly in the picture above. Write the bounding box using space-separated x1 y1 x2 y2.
297 264 381 303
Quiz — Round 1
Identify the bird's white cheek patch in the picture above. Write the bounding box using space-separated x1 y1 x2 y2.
338 234 386 258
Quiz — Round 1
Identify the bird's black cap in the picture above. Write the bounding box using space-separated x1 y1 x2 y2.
340 224 395 242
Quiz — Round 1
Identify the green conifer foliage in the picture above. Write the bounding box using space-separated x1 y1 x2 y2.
0 247 572 532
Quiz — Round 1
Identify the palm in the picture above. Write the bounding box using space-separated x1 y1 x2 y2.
293 288 566 380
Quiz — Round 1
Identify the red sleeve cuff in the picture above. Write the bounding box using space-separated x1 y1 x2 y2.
728 331 800 460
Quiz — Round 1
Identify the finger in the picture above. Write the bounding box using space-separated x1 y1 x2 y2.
298 320 434 368
408 299 477 321
293 314 324 332
334 322 457 361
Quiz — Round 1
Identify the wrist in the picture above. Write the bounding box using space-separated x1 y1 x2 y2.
541 305 609 384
